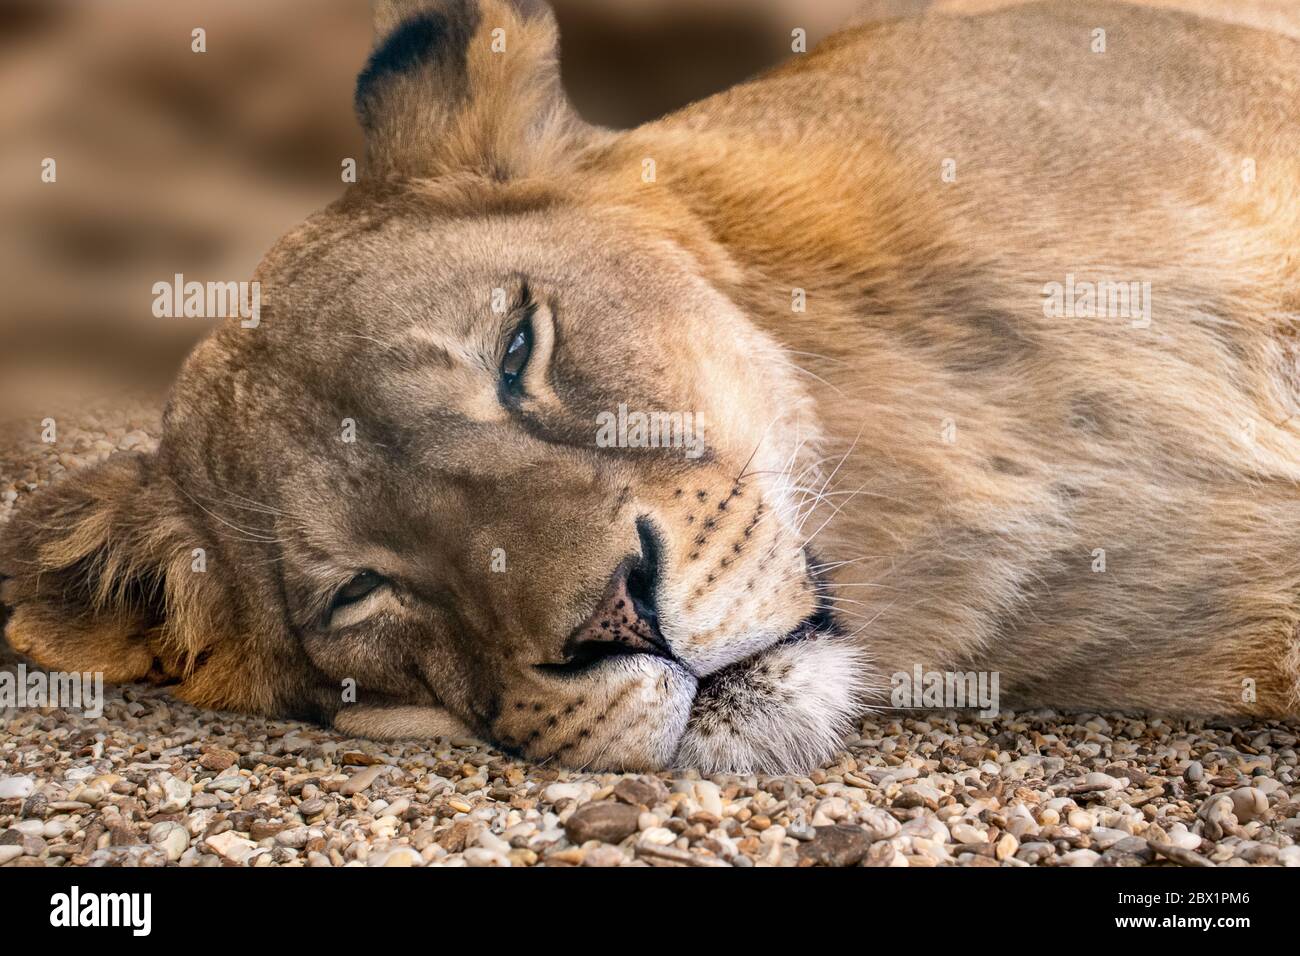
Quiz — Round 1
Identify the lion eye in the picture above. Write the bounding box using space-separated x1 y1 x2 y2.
500 319 533 394
332 570 386 608
325 570 392 630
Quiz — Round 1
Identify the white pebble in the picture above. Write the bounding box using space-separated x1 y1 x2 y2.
0 776 35 800
463 848 511 867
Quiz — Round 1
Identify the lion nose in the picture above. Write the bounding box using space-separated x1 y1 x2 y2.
562 519 672 663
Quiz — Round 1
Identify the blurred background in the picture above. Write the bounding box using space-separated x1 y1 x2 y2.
0 0 874 431
1 0 1296 438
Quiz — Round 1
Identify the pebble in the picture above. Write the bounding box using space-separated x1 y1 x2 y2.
583 845 626 867
463 847 511 867
204 831 260 865
148 822 190 862
370 847 423 867
1067 809 1095 832
0 777 36 800
543 782 591 804
275 827 310 849
1082 772 1124 791
1164 824 1201 851
340 766 386 796
692 781 724 818
613 777 667 807
158 776 192 813
564 802 641 845
950 823 987 845
1229 787 1269 823
638 827 677 846
1088 827 1129 850
797 825 872 866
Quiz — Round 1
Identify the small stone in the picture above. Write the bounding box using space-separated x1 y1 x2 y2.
275 826 310 848
0 777 35 800
148 822 189 862
249 820 286 842
1088 827 1129 850
812 796 851 826
205 831 260 865
1163 824 1201 851
565 802 641 845
463 847 511 867
206 769 245 792
109 825 140 846
583 845 626 867
1015 842 1056 865
613 777 667 808
1067 809 1095 832
18 834 46 856
298 799 327 818
894 785 940 810
370 847 423 867
1228 787 1269 824
475 829 512 855
1236 842 1278 864
340 766 386 796
1198 795 1238 841
864 842 898 867
1149 842 1215 868
199 749 238 772
1082 772 1123 791
693 781 724 818
341 751 385 766
543 782 590 804
158 776 192 813
639 827 677 846
797 825 872 867
1057 849 1101 867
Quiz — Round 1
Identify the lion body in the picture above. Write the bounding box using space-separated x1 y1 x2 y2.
583 0 1300 714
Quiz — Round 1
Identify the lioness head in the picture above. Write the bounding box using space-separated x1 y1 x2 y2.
0 0 869 772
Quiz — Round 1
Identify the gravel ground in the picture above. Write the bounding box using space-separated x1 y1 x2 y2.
3 402 1300 867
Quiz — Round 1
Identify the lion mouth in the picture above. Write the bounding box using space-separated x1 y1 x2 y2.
691 577 840 699
779 598 837 646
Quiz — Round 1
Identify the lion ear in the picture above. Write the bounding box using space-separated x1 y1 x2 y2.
356 0 591 180
0 453 217 685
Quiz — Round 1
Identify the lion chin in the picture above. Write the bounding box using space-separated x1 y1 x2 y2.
675 633 878 775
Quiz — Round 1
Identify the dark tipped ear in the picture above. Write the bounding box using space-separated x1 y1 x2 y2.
355 0 591 180
0 453 219 686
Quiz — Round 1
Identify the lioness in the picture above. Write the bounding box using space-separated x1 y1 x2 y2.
2 0 1299 772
